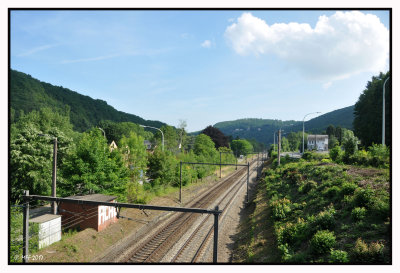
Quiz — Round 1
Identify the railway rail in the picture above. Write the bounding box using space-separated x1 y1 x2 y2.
123 159 260 263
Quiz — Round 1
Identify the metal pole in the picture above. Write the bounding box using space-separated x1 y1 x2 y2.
213 206 219 264
247 162 249 203
235 151 238 170
274 132 276 152
52 137 57 214
278 130 281 166
179 161 182 203
383 76 390 146
302 121 305 154
302 112 321 153
219 152 222 178
22 190 29 263
139 125 164 151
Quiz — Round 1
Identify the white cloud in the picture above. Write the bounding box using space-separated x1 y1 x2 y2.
17 43 59 57
201 40 212 48
323 81 332 89
225 11 389 81
61 53 119 64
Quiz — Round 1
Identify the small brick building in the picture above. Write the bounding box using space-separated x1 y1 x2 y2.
59 194 118 232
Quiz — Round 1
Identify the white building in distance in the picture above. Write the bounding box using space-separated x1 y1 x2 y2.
307 135 329 151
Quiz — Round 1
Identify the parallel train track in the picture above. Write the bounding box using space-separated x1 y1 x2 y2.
122 159 259 263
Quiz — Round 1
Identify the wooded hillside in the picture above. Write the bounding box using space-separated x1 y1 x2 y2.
10 69 166 131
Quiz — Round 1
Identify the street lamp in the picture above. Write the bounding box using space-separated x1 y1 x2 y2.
98 127 106 138
302 112 321 154
382 76 390 146
38 134 57 214
140 125 164 151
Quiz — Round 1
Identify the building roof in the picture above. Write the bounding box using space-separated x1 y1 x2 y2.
66 194 117 202
30 214 61 223
307 135 328 141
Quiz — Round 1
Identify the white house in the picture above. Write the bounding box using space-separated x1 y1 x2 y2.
307 135 329 151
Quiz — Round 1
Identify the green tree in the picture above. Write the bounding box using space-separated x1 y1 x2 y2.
147 149 178 187
326 125 336 137
354 72 391 147
61 129 129 199
231 139 253 156
98 120 152 145
281 137 290 152
10 108 75 202
120 132 148 183
335 126 343 145
342 129 359 157
328 135 339 149
201 125 230 149
287 132 303 152
194 134 218 160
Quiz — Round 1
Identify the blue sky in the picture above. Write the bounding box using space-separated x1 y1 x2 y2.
10 9 390 132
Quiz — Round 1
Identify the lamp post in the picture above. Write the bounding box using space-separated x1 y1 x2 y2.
38 134 57 214
302 112 321 154
382 76 390 146
98 127 106 138
140 125 164 151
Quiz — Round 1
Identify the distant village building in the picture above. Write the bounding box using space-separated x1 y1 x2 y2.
109 141 118 152
307 135 329 151
144 140 152 150
59 194 118 232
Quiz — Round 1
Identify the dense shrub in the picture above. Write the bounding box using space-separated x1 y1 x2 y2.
276 218 310 246
329 249 350 263
298 180 317 194
329 146 343 162
323 186 341 200
310 230 336 254
351 207 367 221
311 206 336 230
353 187 374 208
310 230 336 255
351 238 385 263
270 198 292 220
368 144 389 167
341 181 358 195
302 151 313 160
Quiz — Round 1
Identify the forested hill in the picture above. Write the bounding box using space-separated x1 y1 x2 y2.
10 69 166 132
213 105 355 145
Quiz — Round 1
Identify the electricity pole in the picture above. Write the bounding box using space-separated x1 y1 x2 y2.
278 129 281 166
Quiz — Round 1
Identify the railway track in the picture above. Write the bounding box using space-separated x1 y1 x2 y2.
170 161 259 263
122 159 259 263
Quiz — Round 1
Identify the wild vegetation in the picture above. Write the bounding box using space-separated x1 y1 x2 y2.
233 148 390 264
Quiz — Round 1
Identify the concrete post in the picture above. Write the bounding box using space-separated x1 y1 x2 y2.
22 190 29 263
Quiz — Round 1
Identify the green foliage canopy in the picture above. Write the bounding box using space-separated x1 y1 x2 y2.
354 72 391 147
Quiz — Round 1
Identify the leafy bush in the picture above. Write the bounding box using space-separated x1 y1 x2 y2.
351 238 385 263
298 180 317 194
368 144 389 167
351 207 367 221
302 151 314 160
276 218 310 246
323 186 341 200
341 181 358 195
312 206 336 230
270 198 292 220
353 187 374 208
310 230 336 255
329 249 350 263
329 146 342 162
